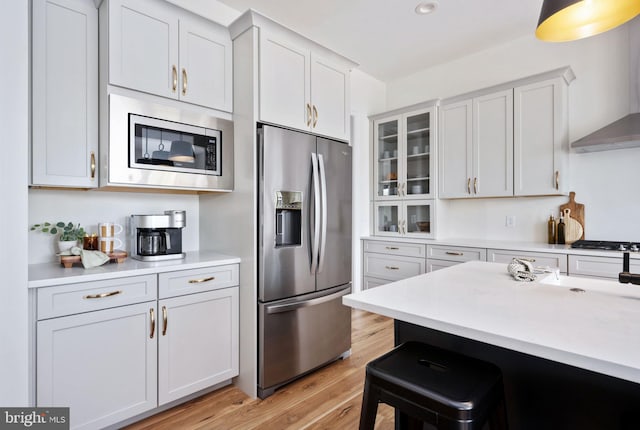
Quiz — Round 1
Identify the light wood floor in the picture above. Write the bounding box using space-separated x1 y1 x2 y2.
125 309 395 430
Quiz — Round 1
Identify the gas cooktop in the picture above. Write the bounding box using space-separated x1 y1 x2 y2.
571 240 640 252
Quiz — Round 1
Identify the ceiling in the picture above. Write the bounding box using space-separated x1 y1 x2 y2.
217 0 545 82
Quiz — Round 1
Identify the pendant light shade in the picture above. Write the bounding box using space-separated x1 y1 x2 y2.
536 0 640 42
168 140 195 163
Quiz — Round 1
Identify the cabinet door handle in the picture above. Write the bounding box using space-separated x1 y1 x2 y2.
555 170 559 190
172 65 178 92
150 308 156 339
83 290 121 299
385 246 400 250
90 151 96 180
402 220 407 235
306 103 312 126
445 252 463 256
474 177 478 194
467 178 471 194
162 306 168 336
385 266 400 270
182 68 188 95
312 104 318 127
188 276 215 284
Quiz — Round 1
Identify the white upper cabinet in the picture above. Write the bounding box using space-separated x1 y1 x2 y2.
32 0 98 188
104 0 232 112
473 89 514 197
514 76 571 196
439 67 574 199
231 10 355 141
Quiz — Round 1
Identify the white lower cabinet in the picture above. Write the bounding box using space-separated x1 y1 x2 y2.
568 254 640 279
158 287 239 405
362 240 426 288
487 249 568 274
426 245 487 272
37 302 157 430
36 264 239 430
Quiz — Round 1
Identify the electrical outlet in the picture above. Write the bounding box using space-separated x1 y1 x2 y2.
506 215 516 228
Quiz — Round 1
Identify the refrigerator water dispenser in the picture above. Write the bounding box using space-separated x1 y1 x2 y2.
275 191 302 247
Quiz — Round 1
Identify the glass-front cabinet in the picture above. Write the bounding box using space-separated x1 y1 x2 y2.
371 100 437 238
374 200 435 238
373 105 435 200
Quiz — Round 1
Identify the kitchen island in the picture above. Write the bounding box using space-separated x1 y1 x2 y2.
343 261 640 429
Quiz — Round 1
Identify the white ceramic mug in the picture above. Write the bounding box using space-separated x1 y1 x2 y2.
99 222 123 238
99 237 123 253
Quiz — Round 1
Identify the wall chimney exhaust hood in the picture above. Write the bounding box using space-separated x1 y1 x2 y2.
571 113 640 153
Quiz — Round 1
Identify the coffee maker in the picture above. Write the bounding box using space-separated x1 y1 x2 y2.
130 210 186 261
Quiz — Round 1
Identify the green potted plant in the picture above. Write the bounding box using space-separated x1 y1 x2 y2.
31 222 86 252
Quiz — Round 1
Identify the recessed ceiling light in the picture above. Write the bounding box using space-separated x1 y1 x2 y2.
415 1 439 15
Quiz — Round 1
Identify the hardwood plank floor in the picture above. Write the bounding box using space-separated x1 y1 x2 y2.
124 309 395 430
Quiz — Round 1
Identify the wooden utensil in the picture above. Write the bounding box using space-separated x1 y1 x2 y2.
559 192 585 240
563 208 583 245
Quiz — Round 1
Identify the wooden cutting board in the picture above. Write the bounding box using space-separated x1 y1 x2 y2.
562 208 583 245
559 192 585 240
60 250 127 268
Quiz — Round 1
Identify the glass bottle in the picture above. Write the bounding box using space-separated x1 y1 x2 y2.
557 214 566 245
547 215 556 244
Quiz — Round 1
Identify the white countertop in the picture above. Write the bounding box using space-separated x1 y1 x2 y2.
343 261 640 384
29 250 241 288
362 236 640 259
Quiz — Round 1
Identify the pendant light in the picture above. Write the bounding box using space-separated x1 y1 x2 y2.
536 0 640 42
168 135 195 163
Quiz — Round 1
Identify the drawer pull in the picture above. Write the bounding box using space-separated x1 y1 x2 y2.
445 252 463 256
162 306 168 336
385 246 400 250
188 276 215 284
83 290 122 299
385 266 400 270
150 308 156 339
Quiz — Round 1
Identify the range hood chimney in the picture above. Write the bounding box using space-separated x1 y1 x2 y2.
571 17 640 153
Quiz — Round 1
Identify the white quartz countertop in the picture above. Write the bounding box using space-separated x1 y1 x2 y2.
29 251 241 288
362 236 640 259
343 261 640 384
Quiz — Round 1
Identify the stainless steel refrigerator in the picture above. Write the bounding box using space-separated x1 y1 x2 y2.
257 124 352 398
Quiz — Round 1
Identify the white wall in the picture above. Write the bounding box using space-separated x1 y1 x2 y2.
0 1 29 406
385 22 638 242
28 190 200 263
350 69 386 291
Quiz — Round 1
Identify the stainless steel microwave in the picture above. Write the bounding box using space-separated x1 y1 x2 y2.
101 94 234 191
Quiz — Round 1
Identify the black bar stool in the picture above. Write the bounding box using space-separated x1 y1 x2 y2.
359 341 508 430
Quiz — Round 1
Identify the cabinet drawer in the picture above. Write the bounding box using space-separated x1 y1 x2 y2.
426 259 459 272
488 249 568 274
363 277 390 290
364 253 425 282
363 240 426 258
568 254 640 279
37 275 157 320
159 264 239 298
428 245 486 263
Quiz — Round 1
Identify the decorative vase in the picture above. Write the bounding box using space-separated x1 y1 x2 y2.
57 240 77 253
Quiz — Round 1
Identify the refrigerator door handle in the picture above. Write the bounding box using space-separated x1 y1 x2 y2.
317 153 328 273
265 287 351 314
311 152 321 275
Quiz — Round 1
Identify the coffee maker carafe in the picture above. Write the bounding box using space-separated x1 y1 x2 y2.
130 210 186 261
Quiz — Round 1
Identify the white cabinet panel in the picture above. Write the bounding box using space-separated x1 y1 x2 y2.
311 54 349 140
473 89 513 197
179 14 232 111
488 249 568 274
514 77 569 195
568 254 640 279
426 259 459 273
259 32 310 131
109 0 179 99
32 0 98 187
439 99 472 198
363 277 389 290
428 245 487 263
364 253 425 281
158 287 239 405
363 240 426 258
37 302 157 430
158 264 239 299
